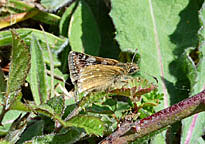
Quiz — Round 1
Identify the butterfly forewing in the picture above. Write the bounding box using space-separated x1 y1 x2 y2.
77 65 126 93
68 51 119 85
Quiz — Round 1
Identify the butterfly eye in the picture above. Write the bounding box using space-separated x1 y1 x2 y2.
128 67 138 74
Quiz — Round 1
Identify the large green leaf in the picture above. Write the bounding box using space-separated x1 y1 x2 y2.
110 0 196 106
68 0 101 55
110 0 203 143
181 3 205 144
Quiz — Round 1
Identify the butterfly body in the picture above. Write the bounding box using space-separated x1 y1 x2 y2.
68 51 139 94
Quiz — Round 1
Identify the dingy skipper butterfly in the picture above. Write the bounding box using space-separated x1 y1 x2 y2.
68 51 139 94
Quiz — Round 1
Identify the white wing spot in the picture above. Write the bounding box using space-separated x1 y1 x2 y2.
87 57 96 62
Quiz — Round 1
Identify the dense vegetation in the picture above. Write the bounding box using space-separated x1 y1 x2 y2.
0 0 204 143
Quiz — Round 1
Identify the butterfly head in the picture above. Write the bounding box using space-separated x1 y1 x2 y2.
126 63 139 74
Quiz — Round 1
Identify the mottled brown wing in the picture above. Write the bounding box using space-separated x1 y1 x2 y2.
77 65 126 93
68 51 119 85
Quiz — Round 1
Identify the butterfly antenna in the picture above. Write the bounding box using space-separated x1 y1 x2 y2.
131 48 138 63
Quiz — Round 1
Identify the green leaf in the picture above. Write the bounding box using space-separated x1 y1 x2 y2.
181 3 205 144
109 76 157 99
110 0 194 106
46 68 68 94
66 115 105 136
58 45 70 73
151 133 167 144
86 104 113 114
110 0 203 143
46 96 65 116
0 30 32 47
0 29 65 69
191 2 205 95
32 133 55 144
197 137 205 144
27 35 48 105
5 113 30 144
0 28 68 54
0 139 10 144
30 104 64 124
0 69 6 104
85 0 120 59
6 30 30 103
9 92 30 111
30 127 86 144
0 1 39 29
59 2 75 71
17 120 44 144
68 0 101 55
64 91 113 120
42 50 61 67
59 1 77 36
0 108 26 136
41 0 74 12
4 0 60 26
181 114 205 144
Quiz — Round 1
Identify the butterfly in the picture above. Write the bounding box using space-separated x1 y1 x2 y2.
68 51 139 94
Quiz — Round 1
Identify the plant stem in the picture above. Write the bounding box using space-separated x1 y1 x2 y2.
100 89 205 144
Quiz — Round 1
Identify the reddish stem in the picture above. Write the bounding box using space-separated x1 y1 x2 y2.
99 89 205 144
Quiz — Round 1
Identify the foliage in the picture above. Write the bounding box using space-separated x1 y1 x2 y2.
0 0 204 143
